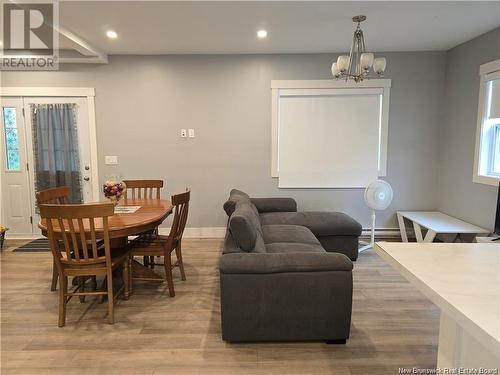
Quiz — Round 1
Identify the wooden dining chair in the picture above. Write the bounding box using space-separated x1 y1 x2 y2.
122 180 163 200
130 189 190 297
36 186 70 291
40 202 130 327
122 179 164 268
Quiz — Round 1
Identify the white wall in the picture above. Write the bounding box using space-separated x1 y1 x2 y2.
1 52 446 229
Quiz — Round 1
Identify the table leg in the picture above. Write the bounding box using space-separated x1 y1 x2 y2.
397 213 409 242
131 259 163 281
413 222 424 243
437 310 499 368
423 229 436 243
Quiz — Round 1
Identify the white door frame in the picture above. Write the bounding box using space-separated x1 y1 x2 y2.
0 87 100 231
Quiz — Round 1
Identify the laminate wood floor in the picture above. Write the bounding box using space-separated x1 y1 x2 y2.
0 239 439 374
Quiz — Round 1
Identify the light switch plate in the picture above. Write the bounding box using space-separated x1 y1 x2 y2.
105 156 118 165
188 128 195 138
181 129 187 138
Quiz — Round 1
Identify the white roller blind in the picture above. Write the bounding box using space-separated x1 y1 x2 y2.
489 78 500 119
278 90 381 188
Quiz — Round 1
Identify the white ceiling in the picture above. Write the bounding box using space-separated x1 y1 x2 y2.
59 1 500 55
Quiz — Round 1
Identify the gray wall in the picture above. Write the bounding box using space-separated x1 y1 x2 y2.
437 27 500 230
2 52 446 229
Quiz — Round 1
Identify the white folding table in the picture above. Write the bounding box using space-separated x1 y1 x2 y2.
397 211 489 243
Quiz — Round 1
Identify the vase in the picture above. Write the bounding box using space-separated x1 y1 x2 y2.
103 175 126 206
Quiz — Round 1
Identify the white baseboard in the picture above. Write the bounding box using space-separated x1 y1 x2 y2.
4 234 43 240
159 227 227 239
361 228 401 237
6 227 401 241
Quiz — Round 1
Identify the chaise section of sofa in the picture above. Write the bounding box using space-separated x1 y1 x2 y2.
223 189 362 260
219 189 355 343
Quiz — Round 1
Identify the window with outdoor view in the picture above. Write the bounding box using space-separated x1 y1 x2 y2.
474 63 500 185
2 107 21 171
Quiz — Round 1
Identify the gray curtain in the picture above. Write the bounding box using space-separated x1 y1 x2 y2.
31 103 83 203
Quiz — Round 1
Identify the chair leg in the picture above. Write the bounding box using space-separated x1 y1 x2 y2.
106 271 115 324
143 256 149 267
51 260 58 291
150 256 155 269
175 242 186 281
78 277 85 303
98 277 107 304
58 275 67 327
90 276 97 291
123 260 130 300
129 255 133 295
164 251 175 297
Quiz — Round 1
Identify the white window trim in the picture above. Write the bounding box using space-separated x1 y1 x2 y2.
271 79 391 179
473 60 500 187
0 87 99 199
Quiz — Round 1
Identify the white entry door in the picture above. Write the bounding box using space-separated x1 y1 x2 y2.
0 96 95 237
0 98 34 236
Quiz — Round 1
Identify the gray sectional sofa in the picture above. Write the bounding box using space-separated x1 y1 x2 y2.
219 189 362 343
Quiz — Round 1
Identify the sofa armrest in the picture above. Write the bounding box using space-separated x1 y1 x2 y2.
250 198 297 213
219 252 352 274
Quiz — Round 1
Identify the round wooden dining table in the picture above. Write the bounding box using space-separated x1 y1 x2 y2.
38 198 174 285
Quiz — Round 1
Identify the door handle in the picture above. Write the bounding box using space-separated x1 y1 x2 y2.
83 177 90 181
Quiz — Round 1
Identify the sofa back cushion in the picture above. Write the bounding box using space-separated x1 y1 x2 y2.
223 189 251 216
228 201 263 252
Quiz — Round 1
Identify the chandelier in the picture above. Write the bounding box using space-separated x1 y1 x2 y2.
331 16 387 83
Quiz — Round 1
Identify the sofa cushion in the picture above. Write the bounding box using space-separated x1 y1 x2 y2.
260 212 362 237
265 242 325 254
262 225 320 245
228 201 263 252
223 189 251 216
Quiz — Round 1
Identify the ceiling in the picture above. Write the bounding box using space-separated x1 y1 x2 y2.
58 1 500 55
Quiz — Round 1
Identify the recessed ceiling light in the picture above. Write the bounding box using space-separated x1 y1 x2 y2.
257 30 268 39
106 30 118 39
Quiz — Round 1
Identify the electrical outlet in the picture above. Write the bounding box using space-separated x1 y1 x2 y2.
188 128 195 138
180 129 187 138
105 156 118 165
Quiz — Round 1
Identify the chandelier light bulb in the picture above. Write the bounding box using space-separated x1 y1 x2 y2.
337 55 350 72
373 57 387 75
331 62 340 78
360 53 374 71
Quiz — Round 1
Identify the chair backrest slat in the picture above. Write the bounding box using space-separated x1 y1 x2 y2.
77 218 89 260
89 219 99 258
57 218 72 261
168 189 190 243
40 203 115 266
123 180 163 200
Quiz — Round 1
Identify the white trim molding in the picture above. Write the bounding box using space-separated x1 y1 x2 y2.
9 227 400 241
159 227 227 239
473 59 500 187
271 79 391 181
0 87 95 97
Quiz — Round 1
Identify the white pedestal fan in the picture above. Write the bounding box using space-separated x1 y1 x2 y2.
359 180 394 253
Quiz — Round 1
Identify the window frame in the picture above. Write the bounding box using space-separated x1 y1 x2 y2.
270 79 391 180
2 106 22 172
473 59 500 186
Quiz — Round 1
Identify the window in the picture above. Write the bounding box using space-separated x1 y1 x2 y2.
271 80 391 188
2 107 21 171
474 59 500 186
492 123 500 176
